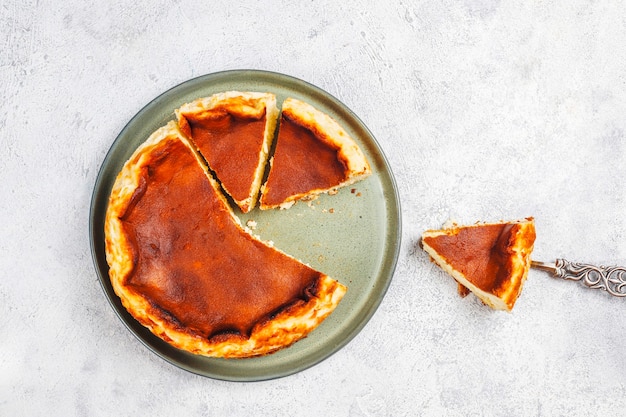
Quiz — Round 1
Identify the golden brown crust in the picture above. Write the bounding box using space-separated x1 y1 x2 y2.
421 218 536 311
259 97 371 210
176 91 279 213
105 123 180 307
105 120 347 358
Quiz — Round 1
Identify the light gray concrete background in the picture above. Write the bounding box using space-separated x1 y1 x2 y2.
2 1 626 416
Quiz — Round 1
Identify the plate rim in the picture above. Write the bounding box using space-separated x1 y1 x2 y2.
89 69 402 381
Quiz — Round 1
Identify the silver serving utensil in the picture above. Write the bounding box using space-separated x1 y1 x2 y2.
531 259 626 297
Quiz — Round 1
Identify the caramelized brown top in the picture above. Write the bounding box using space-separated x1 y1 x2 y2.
261 114 348 206
423 223 520 292
180 110 266 203
119 138 321 338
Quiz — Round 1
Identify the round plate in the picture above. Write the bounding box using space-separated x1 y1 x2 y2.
89 70 401 381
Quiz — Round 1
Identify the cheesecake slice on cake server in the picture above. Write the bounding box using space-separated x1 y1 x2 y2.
421 218 625 311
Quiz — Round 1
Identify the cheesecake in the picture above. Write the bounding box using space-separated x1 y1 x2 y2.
421 218 536 311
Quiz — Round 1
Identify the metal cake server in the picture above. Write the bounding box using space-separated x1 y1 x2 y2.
531 259 626 297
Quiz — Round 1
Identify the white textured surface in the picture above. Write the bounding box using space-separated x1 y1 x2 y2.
2 1 626 415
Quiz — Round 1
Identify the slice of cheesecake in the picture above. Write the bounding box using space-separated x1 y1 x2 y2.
259 97 370 210
176 91 279 213
421 218 536 311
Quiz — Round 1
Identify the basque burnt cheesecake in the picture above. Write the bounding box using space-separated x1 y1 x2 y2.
421 218 536 311
259 97 371 210
176 92 279 213
105 121 348 358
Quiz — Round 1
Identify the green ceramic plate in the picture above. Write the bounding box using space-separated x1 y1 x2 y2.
90 70 401 381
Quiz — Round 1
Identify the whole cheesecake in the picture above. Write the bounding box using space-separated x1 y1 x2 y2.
421 218 536 311
105 121 347 358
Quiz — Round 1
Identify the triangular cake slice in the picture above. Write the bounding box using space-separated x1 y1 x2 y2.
105 121 346 358
259 97 371 210
421 218 536 311
176 91 278 213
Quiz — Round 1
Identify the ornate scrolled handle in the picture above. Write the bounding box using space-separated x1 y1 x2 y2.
532 259 626 297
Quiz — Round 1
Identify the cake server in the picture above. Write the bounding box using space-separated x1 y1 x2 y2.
531 259 626 297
